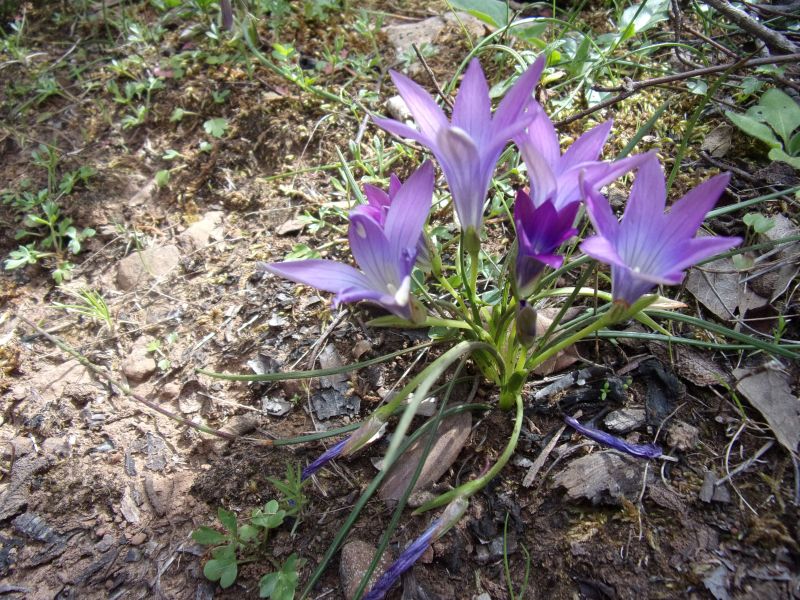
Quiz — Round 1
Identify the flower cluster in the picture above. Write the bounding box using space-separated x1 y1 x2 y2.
265 57 738 320
261 56 741 600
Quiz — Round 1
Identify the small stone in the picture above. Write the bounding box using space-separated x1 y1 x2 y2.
352 340 372 360
122 338 157 383
10 436 35 456
179 211 223 250
129 532 147 546
124 548 142 562
41 437 70 458
262 397 292 417
604 408 646 434
699 470 731 503
96 533 116 552
160 382 181 400
116 245 181 291
442 12 487 38
340 540 392 600
275 218 306 236
667 421 699 452
385 95 412 122
383 17 446 59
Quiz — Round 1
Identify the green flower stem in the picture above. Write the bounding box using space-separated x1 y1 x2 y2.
535 287 672 335
413 388 524 514
527 315 607 371
436 271 470 317
459 236 483 325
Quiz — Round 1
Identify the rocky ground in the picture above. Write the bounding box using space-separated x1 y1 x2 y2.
1 1 799 599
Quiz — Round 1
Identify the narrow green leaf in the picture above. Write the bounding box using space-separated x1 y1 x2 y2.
197 341 435 382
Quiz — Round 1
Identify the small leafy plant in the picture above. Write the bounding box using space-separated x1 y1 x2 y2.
726 88 800 169
192 466 307 598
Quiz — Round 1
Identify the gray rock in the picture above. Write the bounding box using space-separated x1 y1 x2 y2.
179 211 223 249
666 421 700 451
384 17 446 58
604 408 646 434
116 245 181 291
339 540 392 600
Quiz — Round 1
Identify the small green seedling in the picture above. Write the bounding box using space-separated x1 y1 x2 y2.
192 465 307 596
726 88 800 169
203 117 229 138
53 288 114 332
743 212 775 235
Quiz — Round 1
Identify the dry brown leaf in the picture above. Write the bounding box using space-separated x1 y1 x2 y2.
378 410 471 504
734 364 799 456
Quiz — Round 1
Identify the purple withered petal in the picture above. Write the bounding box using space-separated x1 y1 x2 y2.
580 154 742 305
564 416 663 459
375 57 545 236
301 438 349 481
362 519 441 600
363 498 469 600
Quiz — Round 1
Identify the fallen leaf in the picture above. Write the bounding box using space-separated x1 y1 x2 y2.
379 411 471 504
647 343 727 386
552 451 653 505
532 307 582 376
685 255 767 320
734 364 799 456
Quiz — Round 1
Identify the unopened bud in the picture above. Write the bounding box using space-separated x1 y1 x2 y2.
515 300 538 348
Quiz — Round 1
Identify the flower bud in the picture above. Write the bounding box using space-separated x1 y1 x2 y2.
515 300 538 348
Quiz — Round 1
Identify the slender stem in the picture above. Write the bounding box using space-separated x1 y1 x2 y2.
413 388 524 513
526 313 611 372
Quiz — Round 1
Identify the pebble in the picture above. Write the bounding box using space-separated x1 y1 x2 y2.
339 540 392 600
129 532 147 546
160 382 181 400
116 245 181 291
122 337 158 382
604 408 646 434
667 421 700 451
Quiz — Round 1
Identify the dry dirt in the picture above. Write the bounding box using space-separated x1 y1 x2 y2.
1 2 798 599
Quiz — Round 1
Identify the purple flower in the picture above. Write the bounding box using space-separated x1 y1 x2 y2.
374 57 546 237
301 438 348 481
580 155 742 305
359 174 432 271
514 106 646 212
513 189 580 297
564 416 662 459
262 162 434 322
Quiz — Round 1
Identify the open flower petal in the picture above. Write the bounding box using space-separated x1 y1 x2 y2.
581 154 741 305
388 70 448 139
